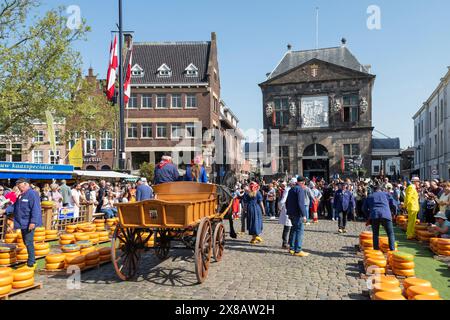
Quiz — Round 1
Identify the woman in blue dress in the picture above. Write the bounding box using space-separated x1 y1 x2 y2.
243 182 266 244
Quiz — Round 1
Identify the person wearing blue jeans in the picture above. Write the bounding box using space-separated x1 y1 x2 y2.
286 176 309 257
21 229 36 266
363 185 398 251
101 207 118 219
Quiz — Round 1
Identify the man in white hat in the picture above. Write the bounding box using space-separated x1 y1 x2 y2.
405 176 421 240
278 178 296 249
429 212 450 238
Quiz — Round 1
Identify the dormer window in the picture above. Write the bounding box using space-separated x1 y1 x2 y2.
157 63 172 77
185 63 198 77
131 64 144 77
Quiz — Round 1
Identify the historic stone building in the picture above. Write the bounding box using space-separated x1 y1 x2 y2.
259 41 375 179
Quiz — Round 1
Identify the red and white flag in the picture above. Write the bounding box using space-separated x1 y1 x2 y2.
124 49 133 105
106 35 118 101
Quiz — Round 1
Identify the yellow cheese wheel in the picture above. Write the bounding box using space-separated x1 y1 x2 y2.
403 278 432 289
89 233 99 238
438 244 450 251
35 249 50 256
364 253 385 261
12 277 34 289
393 261 415 270
372 275 400 286
407 286 439 298
98 247 111 255
34 243 50 251
366 267 385 275
64 252 81 259
393 268 415 277
373 292 406 301
45 230 58 235
413 295 443 300
85 259 99 266
33 236 45 242
16 253 29 261
16 247 27 254
65 255 85 265
81 247 96 255
0 252 16 259
60 234 75 241
437 250 450 256
0 275 13 287
0 284 12 295
366 258 387 268
61 245 81 253
12 269 34 281
34 231 46 236
59 239 75 245
0 267 12 277
98 231 109 237
373 283 402 295
35 227 45 232
0 258 16 265
96 227 106 232
99 237 109 242
99 255 111 262
15 243 26 249
4 239 16 244
75 234 90 241
85 251 100 261
437 238 450 245
392 252 414 262
5 234 17 240
46 254 66 264
45 262 65 270
45 235 58 240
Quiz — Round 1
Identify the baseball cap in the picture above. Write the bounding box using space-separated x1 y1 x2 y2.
297 176 306 182
15 178 30 185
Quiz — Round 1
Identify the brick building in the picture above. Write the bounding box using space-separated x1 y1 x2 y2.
259 41 375 180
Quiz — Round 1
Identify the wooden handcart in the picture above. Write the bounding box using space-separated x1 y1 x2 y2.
112 182 233 284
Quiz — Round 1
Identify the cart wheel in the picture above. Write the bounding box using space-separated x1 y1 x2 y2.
154 230 171 260
194 218 212 284
111 226 143 281
213 222 225 262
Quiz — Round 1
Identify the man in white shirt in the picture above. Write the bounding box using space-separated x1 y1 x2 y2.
70 183 82 218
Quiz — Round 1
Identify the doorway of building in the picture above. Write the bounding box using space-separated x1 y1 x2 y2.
302 144 329 180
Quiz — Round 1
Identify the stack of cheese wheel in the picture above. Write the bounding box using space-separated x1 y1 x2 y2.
89 232 100 245
429 238 440 255
74 232 90 242
406 286 440 300
436 238 450 256
80 224 96 234
414 223 428 239
0 246 17 266
15 231 23 244
33 227 46 243
403 277 432 297
386 250 399 269
106 219 116 227
395 215 407 225
45 253 66 271
379 237 398 253
109 225 117 237
415 229 435 242
371 275 400 287
4 233 17 244
0 267 13 296
77 241 95 255
62 244 81 256
364 250 387 275
392 252 415 277
98 247 111 263
359 231 372 245
94 219 106 231
34 242 50 257
372 291 406 300
371 282 403 300
360 239 374 251
60 233 76 245
84 250 100 267
12 268 34 289
65 254 85 270
45 229 58 241
65 225 77 234
15 245 28 262
98 231 109 243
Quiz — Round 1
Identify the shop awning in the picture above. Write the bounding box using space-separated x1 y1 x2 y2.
0 162 74 180
73 170 139 180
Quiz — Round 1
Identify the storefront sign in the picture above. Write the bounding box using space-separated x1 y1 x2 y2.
58 207 75 220
84 157 103 163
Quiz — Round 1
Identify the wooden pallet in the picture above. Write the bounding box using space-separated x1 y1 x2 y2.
0 283 43 300
38 260 111 275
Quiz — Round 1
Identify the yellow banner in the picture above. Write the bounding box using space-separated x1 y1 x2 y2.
45 111 56 154
68 139 83 168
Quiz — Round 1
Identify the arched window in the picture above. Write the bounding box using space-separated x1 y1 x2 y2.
303 144 328 158
101 165 111 171
86 165 96 171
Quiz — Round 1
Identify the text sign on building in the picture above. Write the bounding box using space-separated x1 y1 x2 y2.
0 162 74 174
300 96 329 128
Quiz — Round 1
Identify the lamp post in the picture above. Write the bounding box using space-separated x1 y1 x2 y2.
118 0 125 171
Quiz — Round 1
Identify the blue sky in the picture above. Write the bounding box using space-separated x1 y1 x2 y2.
41 0 450 148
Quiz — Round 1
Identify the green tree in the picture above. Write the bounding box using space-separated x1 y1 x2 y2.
139 162 155 183
0 0 101 139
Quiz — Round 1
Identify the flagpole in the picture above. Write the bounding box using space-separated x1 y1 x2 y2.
118 0 125 171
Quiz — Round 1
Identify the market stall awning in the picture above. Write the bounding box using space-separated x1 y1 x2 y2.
73 170 139 180
0 162 74 180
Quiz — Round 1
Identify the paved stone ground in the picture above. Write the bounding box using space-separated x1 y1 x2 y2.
13 219 370 300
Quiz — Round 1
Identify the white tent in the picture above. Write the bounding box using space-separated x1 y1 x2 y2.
73 170 139 180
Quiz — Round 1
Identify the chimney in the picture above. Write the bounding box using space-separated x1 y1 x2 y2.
211 32 217 42
364 64 372 73
124 33 133 50
287 43 292 51
341 38 347 47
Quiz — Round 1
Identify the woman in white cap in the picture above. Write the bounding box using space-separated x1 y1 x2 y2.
429 212 450 238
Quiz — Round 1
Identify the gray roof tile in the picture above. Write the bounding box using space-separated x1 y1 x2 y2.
372 138 401 150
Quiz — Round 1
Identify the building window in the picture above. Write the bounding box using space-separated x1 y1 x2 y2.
156 94 167 108
142 94 152 108
32 150 43 164
54 130 61 144
274 97 290 126
128 94 139 109
141 124 152 138
343 94 359 122
11 144 21 162
100 132 113 150
171 124 182 139
171 94 182 109
49 150 60 164
185 123 195 138
279 146 290 173
157 64 172 77
156 124 167 138
127 124 138 139
344 144 360 157
186 94 197 108
85 134 97 155
185 63 198 77
68 132 81 150
34 130 44 143
131 64 144 77
0 144 7 161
